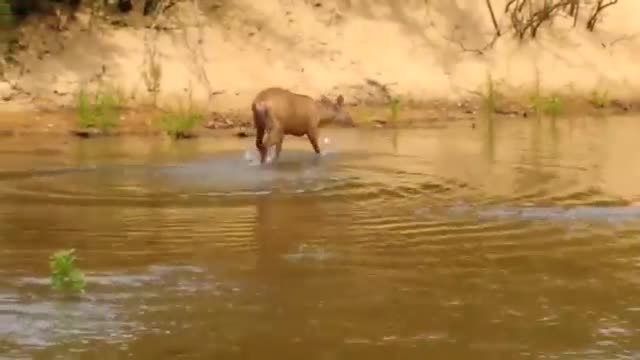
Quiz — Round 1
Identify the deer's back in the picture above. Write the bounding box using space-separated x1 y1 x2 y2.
253 87 317 135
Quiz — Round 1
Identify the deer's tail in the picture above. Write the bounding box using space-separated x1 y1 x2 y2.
252 102 270 126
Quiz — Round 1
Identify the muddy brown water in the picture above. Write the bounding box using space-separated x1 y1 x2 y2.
1 116 640 359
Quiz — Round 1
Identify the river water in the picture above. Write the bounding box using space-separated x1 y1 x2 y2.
1 116 640 359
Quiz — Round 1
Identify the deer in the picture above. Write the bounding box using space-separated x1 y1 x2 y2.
251 87 354 164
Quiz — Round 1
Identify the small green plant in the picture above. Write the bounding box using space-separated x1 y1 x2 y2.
76 87 123 133
389 96 401 122
50 249 87 294
481 72 498 117
543 95 563 118
532 94 563 118
589 89 610 108
527 67 564 118
157 107 205 139
142 39 163 106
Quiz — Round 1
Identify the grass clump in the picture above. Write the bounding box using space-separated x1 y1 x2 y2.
480 72 498 118
75 86 124 134
531 94 564 118
528 70 563 118
50 249 87 295
389 96 401 122
157 107 205 139
589 89 610 108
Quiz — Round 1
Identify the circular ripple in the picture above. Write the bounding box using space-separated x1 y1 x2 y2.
0 151 476 209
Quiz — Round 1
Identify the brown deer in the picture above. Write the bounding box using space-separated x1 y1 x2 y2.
251 87 354 164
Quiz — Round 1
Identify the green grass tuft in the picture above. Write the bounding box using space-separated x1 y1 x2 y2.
531 94 564 118
389 96 401 122
589 89 610 108
75 87 124 133
157 107 205 139
481 72 498 117
50 249 87 295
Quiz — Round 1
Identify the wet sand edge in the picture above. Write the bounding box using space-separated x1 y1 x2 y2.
0 96 635 139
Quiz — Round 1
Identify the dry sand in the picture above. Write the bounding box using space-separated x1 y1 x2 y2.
1 0 640 128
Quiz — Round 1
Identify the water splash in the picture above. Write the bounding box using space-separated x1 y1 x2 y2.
244 148 262 166
243 136 334 163
283 244 334 263
320 136 333 156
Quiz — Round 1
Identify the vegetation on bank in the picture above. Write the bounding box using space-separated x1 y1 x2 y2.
389 97 401 123
156 106 205 139
468 64 633 122
0 0 632 136
1 0 163 20
75 85 124 135
589 89 611 109
0 0 620 36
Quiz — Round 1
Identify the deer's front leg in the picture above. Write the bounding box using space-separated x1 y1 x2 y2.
306 129 321 155
263 126 283 163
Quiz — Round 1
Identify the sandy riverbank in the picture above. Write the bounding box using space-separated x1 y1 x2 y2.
1 0 639 136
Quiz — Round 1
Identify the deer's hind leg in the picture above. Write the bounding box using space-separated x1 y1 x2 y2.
255 126 269 164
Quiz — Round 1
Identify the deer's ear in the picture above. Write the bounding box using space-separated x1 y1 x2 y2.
336 95 344 106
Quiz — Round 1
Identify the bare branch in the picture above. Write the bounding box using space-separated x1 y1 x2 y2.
442 34 499 55
503 0 619 40
587 0 618 32
604 32 640 48
485 0 501 36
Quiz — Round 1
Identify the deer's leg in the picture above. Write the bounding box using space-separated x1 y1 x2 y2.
306 129 321 155
255 124 268 164
253 103 271 164
273 129 285 161
264 127 284 163
275 138 284 161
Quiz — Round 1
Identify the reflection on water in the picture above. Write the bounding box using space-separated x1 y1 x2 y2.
0 116 640 359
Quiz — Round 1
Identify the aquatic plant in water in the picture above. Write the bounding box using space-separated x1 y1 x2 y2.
50 249 87 294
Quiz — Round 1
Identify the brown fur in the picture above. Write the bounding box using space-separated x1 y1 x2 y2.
251 87 354 164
